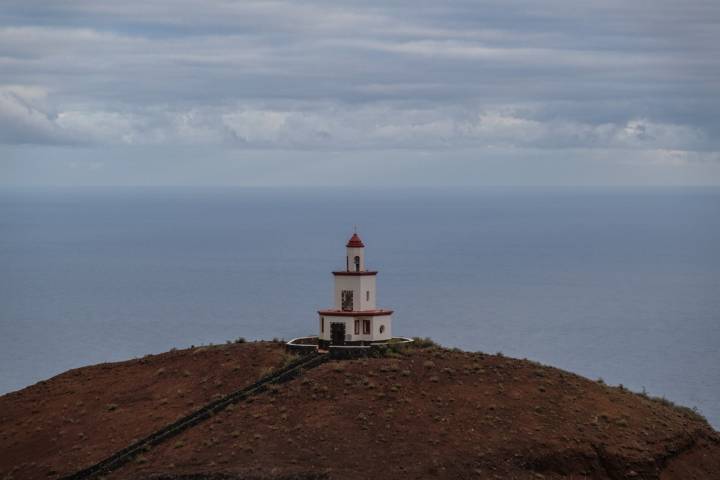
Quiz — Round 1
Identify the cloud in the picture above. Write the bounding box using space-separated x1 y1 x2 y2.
0 0 718 184
0 86 65 144
3 96 709 158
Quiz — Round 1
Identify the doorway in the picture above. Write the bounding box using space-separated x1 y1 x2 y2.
330 322 346 346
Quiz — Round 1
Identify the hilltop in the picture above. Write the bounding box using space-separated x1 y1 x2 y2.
1 340 718 480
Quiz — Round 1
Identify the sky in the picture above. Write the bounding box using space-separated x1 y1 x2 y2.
1 0 719 186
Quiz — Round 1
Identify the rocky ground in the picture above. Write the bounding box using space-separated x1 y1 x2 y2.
1 340 718 480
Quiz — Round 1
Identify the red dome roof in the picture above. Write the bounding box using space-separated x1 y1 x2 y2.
346 233 365 248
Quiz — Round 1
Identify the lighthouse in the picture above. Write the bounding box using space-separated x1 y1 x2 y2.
317 232 393 348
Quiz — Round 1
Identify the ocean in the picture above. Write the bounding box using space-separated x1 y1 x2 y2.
1 187 718 427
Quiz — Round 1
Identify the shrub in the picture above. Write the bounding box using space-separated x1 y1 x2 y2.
281 353 300 368
385 349 404 358
106 403 118 412
412 337 440 349
257 366 275 379
234 337 246 344
645 393 708 423
383 340 410 356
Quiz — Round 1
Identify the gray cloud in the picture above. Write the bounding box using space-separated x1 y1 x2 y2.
1 91 708 152
0 0 719 184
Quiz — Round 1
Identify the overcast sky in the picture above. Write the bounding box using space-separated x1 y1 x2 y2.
1 0 719 186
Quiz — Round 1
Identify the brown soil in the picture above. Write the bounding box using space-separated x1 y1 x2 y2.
0 341 287 480
1 342 718 480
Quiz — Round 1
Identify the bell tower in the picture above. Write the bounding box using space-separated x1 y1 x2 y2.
345 232 365 272
318 232 393 348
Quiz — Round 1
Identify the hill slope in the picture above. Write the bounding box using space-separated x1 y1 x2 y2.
1 341 718 480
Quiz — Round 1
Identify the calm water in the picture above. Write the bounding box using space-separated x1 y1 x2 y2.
1 187 719 427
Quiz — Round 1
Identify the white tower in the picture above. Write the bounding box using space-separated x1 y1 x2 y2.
318 233 393 348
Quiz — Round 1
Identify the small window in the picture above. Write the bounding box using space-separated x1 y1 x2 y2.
321 317 324 333
366 290 370 301
354 255 360 272
362 319 371 334
379 325 385 334
354 319 360 335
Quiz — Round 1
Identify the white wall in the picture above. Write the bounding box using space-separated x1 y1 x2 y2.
333 274 376 311
360 275 377 310
333 275 356 310
318 315 352 341
373 315 392 341
346 247 365 272
318 314 392 342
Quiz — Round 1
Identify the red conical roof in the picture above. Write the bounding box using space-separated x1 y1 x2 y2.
346 233 365 248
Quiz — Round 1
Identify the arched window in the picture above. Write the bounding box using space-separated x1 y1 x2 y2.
379 325 385 334
354 255 360 272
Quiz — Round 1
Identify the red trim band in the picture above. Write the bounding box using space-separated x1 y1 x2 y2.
332 271 378 276
318 309 393 317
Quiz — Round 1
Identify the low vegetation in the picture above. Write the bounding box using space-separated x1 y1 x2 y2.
410 336 441 349
637 387 708 423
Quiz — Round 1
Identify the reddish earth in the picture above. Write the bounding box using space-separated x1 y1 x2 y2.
1 341 718 480
0 341 287 480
